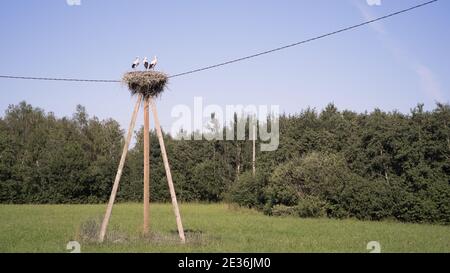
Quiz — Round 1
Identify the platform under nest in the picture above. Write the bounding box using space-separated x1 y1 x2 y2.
122 71 168 98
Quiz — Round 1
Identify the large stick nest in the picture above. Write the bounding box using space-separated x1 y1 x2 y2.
122 71 168 98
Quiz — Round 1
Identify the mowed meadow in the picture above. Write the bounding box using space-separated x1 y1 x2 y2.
0 203 449 253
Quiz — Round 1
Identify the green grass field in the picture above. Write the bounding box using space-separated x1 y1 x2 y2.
0 203 449 253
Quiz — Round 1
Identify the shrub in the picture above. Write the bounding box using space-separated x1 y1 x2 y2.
264 152 397 221
296 195 327 218
263 179 298 207
192 160 233 202
227 171 267 208
269 152 350 196
264 152 350 209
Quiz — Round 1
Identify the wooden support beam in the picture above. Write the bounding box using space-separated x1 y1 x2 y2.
149 98 186 243
143 97 150 235
99 94 142 243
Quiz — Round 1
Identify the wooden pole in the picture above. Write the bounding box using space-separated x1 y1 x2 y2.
99 94 142 242
252 124 256 177
149 98 186 243
143 97 150 235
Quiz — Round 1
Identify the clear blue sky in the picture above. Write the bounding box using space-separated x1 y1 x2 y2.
0 0 449 132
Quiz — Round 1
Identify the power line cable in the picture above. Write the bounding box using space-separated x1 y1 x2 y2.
0 75 120 82
169 0 438 78
0 0 438 83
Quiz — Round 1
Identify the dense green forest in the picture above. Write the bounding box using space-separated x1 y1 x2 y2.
0 101 449 224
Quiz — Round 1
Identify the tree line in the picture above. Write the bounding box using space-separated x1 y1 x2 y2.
0 101 449 224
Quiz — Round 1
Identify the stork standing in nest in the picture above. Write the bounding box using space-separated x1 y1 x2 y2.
131 57 140 70
143 57 149 71
149 56 158 70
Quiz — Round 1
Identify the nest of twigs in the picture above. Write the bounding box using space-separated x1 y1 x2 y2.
122 71 168 98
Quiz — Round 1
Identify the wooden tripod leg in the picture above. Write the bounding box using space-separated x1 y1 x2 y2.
143 97 150 235
99 94 143 243
149 98 186 243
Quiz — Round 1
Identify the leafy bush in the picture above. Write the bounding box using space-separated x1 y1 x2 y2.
264 152 350 209
264 152 398 221
296 195 327 218
227 171 267 208
267 152 350 199
192 160 233 202
263 179 298 207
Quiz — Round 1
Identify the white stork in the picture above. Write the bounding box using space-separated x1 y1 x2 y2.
131 57 140 70
143 57 149 70
149 56 158 70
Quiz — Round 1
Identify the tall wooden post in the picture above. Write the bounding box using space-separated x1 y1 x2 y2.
252 124 256 177
99 94 142 242
143 97 150 235
149 98 186 243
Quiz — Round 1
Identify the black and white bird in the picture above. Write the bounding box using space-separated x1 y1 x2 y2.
131 57 140 70
143 57 149 70
148 56 158 70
